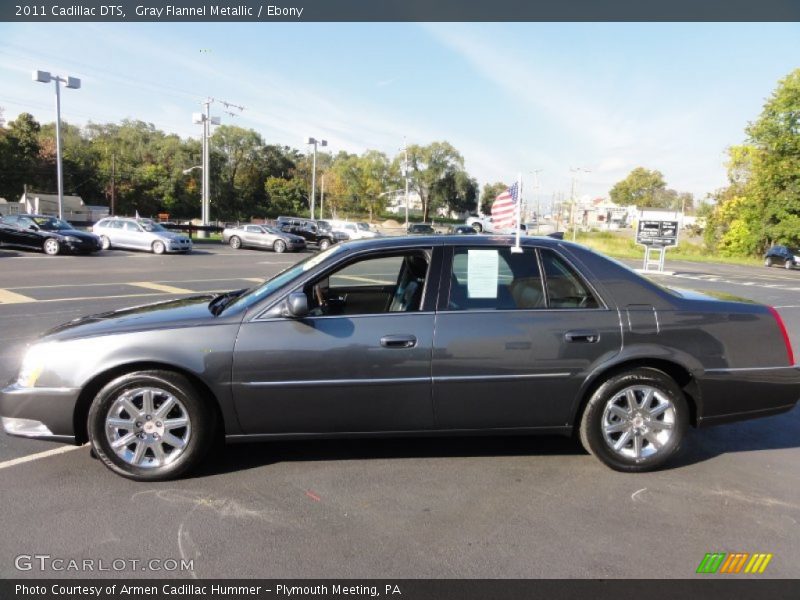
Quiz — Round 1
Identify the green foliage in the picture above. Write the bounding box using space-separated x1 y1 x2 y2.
706 68 800 255
609 167 666 208
480 182 509 214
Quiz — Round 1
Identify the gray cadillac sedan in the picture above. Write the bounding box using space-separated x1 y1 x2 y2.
2 236 798 480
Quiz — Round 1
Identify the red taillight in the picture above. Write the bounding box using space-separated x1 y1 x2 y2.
768 306 795 366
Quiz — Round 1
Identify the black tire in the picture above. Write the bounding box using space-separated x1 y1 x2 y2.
87 370 215 481
785 259 793 270
229 236 242 249
579 367 689 472
318 238 331 251
273 239 286 253
100 235 112 250
472 223 483 233
152 240 166 255
43 238 61 256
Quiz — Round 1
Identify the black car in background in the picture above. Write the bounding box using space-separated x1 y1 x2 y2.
764 245 799 269
0 214 101 255
449 225 478 235
407 223 436 235
276 216 347 250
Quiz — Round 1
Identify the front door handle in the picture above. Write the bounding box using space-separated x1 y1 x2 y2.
380 334 417 349
565 330 600 343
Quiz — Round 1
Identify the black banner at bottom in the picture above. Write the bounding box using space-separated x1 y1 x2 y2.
3 580 800 600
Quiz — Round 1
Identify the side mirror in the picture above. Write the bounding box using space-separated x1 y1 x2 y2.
285 291 309 318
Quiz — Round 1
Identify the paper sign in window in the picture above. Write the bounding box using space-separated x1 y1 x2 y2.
467 250 499 298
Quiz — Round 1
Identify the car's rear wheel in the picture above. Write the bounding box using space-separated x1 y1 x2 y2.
764 257 774 267
579 368 689 472
318 238 331 251
472 223 483 233
88 370 215 481
100 235 111 250
273 239 286 253
785 259 793 270
43 238 61 256
229 236 242 249
152 240 166 255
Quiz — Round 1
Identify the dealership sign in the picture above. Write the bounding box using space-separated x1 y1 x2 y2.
636 218 679 247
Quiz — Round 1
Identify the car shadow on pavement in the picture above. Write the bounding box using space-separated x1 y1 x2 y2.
196 434 585 478
673 404 800 467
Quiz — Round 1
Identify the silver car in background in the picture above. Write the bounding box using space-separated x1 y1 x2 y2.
222 224 307 253
93 218 193 254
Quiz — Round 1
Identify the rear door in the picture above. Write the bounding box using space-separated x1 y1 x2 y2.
432 245 622 430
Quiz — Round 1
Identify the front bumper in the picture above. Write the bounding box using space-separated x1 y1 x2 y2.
0 383 80 443
64 238 102 253
166 239 193 253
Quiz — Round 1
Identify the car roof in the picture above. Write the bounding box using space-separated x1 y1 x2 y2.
338 234 566 252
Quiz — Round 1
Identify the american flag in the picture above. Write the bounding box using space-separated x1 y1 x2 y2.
491 182 519 230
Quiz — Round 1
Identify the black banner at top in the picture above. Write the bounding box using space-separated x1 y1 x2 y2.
3 0 800 22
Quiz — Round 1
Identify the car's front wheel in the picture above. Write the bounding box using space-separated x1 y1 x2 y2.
273 239 286 253
318 238 331 251
579 367 688 472
88 370 215 481
472 223 483 233
785 259 793 270
43 238 61 256
152 241 166 255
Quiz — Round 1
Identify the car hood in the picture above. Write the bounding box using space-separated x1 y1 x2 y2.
153 230 190 240
48 229 98 240
42 294 219 342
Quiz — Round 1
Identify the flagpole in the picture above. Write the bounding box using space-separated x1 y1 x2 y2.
511 172 523 253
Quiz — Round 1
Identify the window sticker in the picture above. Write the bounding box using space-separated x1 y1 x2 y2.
467 249 499 298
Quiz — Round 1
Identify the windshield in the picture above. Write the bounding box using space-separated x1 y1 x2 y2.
317 221 331 230
142 222 167 232
264 226 282 235
34 217 72 231
357 223 370 231
222 244 346 313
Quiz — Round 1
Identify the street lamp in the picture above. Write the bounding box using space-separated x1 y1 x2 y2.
307 137 327 220
569 166 591 242
193 108 221 227
182 166 202 175
32 70 80 220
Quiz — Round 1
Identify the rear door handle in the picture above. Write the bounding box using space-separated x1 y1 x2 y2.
565 330 600 343
380 334 417 348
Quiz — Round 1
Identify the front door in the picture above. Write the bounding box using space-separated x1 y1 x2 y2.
232 247 440 434
432 246 622 430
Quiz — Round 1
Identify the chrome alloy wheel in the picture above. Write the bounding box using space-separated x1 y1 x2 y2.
105 387 191 469
600 385 675 461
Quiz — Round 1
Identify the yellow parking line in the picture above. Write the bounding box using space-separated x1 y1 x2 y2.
0 289 36 304
130 281 194 294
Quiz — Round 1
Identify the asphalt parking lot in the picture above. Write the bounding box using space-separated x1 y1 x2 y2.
0 242 799 579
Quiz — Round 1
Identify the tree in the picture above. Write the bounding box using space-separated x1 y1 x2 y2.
403 142 464 221
211 125 267 220
0 113 42 200
609 167 667 208
480 182 508 214
432 169 478 216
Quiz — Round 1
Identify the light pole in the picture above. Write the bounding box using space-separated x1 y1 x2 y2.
32 70 80 220
193 103 221 227
403 139 411 229
320 174 325 219
569 166 591 242
529 169 543 233
307 137 327 220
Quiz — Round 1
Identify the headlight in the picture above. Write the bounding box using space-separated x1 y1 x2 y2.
64 236 82 243
17 342 60 388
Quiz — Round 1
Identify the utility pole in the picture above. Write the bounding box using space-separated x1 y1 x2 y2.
569 166 591 242
193 97 243 228
110 153 116 215
306 137 327 220
403 138 411 228
320 174 325 220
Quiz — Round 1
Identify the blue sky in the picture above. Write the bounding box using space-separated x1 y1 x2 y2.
1 22 799 207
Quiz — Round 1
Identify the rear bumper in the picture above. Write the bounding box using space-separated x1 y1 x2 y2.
0 383 79 443
696 365 800 426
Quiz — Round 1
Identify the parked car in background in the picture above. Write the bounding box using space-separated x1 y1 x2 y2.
3 235 798 480
329 220 380 240
407 223 436 235
465 215 493 233
93 217 192 254
0 214 101 255
764 245 799 270
276 216 347 250
223 224 306 253
448 225 478 235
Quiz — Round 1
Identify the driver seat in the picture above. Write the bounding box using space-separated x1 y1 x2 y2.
389 255 428 312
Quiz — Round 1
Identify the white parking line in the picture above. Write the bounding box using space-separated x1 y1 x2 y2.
0 444 85 471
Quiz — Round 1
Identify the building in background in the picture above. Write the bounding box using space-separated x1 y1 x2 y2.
15 191 109 223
